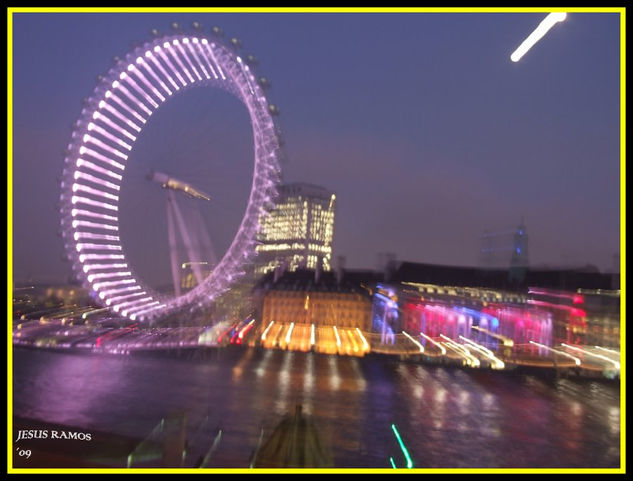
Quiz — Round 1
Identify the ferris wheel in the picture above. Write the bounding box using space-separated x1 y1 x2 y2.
59 24 282 322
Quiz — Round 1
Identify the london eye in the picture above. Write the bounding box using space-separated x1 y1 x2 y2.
59 24 282 321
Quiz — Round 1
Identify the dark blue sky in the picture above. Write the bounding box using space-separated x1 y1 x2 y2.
12 11 621 284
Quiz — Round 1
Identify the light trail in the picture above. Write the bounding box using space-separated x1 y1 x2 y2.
419 332 446 355
529 341 581 366
561 344 620 370
81 307 109 319
310 324 316 348
595 346 620 357
457 344 481 368
238 319 256 341
270 323 284 349
391 424 413 469
284 322 295 346
356 328 370 353
261 321 274 341
511 12 567 62
439 334 480 367
402 331 424 353
470 325 514 347
346 329 360 354
333 326 342 349
459 336 505 370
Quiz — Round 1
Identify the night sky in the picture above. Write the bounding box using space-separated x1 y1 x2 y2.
11 11 621 286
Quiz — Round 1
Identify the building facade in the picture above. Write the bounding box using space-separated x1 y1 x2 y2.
255 183 336 275
257 270 371 331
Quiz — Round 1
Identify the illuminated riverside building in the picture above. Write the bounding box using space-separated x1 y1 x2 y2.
371 261 619 349
252 268 382 355
257 269 373 330
527 287 620 347
255 183 336 275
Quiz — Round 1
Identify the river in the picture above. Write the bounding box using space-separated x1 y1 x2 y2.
12 346 621 469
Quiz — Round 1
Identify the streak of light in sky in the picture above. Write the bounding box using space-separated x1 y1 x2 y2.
511 12 567 62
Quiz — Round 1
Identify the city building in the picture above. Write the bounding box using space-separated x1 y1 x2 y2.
252 268 381 355
371 260 620 349
256 269 374 331
255 183 336 275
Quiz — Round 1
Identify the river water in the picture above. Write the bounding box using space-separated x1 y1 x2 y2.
12 346 621 469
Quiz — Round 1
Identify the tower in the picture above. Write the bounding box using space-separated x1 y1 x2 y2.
481 219 529 271
510 220 529 268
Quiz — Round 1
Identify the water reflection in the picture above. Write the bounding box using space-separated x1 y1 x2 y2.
12 347 620 468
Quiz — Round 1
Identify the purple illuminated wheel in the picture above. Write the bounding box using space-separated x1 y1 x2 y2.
60 30 281 321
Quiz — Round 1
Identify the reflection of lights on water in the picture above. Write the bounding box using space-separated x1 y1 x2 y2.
482 393 495 408
303 352 315 392
328 356 341 390
413 385 424 400
275 351 293 414
232 348 254 381
255 349 273 378
350 357 367 392
435 388 447 403
608 406 620 435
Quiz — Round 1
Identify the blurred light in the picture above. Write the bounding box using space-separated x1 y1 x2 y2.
562 343 619 370
402 331 424 353
511 12 567 62
420 332 447 355
391 424 413 469
261 321 274 341
356 328 370 352
530 341 581 366
333 326 341 348
284 322 295 345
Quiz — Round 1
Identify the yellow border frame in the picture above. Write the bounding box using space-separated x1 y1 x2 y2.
7 6 626 474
